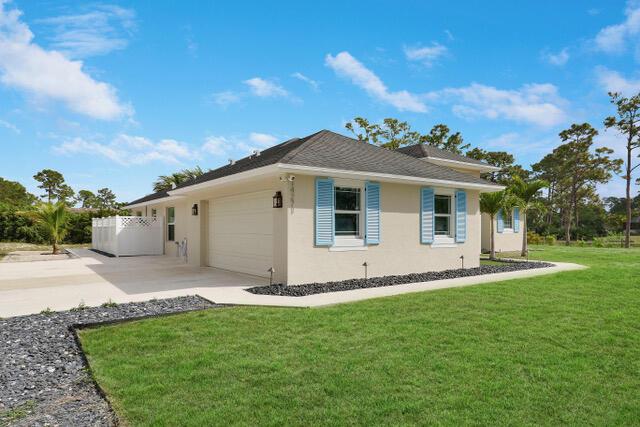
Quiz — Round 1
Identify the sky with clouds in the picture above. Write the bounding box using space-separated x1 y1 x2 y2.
1 0 639 201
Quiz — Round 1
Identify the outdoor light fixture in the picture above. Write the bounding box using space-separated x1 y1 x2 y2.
272 191 283 208
191 204 198 216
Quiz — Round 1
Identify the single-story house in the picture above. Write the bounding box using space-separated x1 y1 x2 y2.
396 144 523 254
125 130 502 285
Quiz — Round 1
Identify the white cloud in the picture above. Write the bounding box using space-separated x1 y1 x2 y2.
427 82 568 127
54 134 197 165
593 1 640 53
485 132 520 148
542 48 569 66
0 118 19 133
291 72 319 90
0 1 131 120
404 42 448 66
243 77 288 97
35 5 135 58
249 132 277 146
325 51 427 113
596 66 640 94
210 90 241 107
201 135 229 156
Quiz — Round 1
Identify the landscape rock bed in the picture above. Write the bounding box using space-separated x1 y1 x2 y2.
247 261 554 297
0 296 219 426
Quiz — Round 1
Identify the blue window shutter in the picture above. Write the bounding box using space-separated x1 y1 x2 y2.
513 207 520 233
315 178 334 246
420 188 434 244
455 190 467 243
497 209 504 233
365 181 381 244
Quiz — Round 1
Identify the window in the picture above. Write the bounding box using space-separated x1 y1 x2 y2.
151 208 157 218
434 194 452 237
503 210 513 229
335 186 361 237
167 207 175 241
135 211 142 217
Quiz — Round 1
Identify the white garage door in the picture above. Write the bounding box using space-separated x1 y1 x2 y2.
208 190 273 277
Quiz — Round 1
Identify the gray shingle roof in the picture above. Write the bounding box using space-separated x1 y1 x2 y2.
396 143 489 166
127 130 499 205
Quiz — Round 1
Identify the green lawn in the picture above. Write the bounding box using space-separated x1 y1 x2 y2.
80 246 640 426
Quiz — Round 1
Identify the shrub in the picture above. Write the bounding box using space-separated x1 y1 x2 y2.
544 235 556 246
527 231 543 245
593 237 605 248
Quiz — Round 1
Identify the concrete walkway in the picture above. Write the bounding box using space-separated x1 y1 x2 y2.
0 248 586 317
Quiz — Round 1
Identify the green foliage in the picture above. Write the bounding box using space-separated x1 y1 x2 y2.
153 166 208 192
0 177 37 209
33 169 75 203
344 117 469 153
101 299 118 308
40 307 54 315
28 202 70 254
544 235 556 245
527 231 543 245
70 300 88 312
466 148 529 183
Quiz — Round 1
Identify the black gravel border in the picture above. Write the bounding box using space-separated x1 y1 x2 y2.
246 260 554 297
0 296 222 426
88 248 116 258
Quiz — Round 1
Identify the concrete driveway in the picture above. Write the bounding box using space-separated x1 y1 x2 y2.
0 249 269 317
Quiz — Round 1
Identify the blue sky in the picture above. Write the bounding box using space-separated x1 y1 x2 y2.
1 0 638 202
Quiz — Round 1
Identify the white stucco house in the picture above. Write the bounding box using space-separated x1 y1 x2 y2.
124 130 503 285
396 143 523 254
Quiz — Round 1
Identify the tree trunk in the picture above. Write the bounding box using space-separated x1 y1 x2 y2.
625 139 632 249
564 210 571 246
52 240 58 255
490 215 496 260
521 211 528 257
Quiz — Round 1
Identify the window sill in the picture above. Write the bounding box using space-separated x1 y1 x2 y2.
431 237 457 248
329 238 367 252
501 228 514 234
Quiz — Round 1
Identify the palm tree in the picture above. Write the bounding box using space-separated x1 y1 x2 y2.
480 190 510 260
32 202 69 254
509 176 548 257
152 167 207 192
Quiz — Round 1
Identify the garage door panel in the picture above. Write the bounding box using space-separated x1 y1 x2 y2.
208 191 273 278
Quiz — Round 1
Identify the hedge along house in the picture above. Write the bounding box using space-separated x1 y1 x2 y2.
396 144 523 254
125 130 502 285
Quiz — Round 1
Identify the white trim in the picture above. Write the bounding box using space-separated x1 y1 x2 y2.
329 237 367 252
277 164 503 192
124 195 185 210
502 228 514 234
423 157 501 172
168 164 280 195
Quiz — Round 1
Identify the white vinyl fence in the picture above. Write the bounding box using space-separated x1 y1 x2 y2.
92 216 164 256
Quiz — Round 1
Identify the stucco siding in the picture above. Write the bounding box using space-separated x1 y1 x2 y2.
284 175 481 285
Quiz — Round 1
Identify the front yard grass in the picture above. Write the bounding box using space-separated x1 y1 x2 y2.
80 246 640 426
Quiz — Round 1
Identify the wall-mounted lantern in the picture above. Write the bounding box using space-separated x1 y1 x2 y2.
191 203 199 216
272 191 283 208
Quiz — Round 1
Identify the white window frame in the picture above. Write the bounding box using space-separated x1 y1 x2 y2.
502 209 514 233
432 188 457 247
330 179 366 251
167 207 175 242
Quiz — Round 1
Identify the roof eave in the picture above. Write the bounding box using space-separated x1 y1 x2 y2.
277 164 503 192
167 164 280 196
423 157 501 172
124 194 185 209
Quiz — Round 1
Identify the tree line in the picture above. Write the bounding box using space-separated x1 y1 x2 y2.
345 90 639 248
0 170 127 250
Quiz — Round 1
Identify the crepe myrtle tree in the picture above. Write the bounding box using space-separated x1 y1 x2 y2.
480 190 516 260
508 176 548 257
